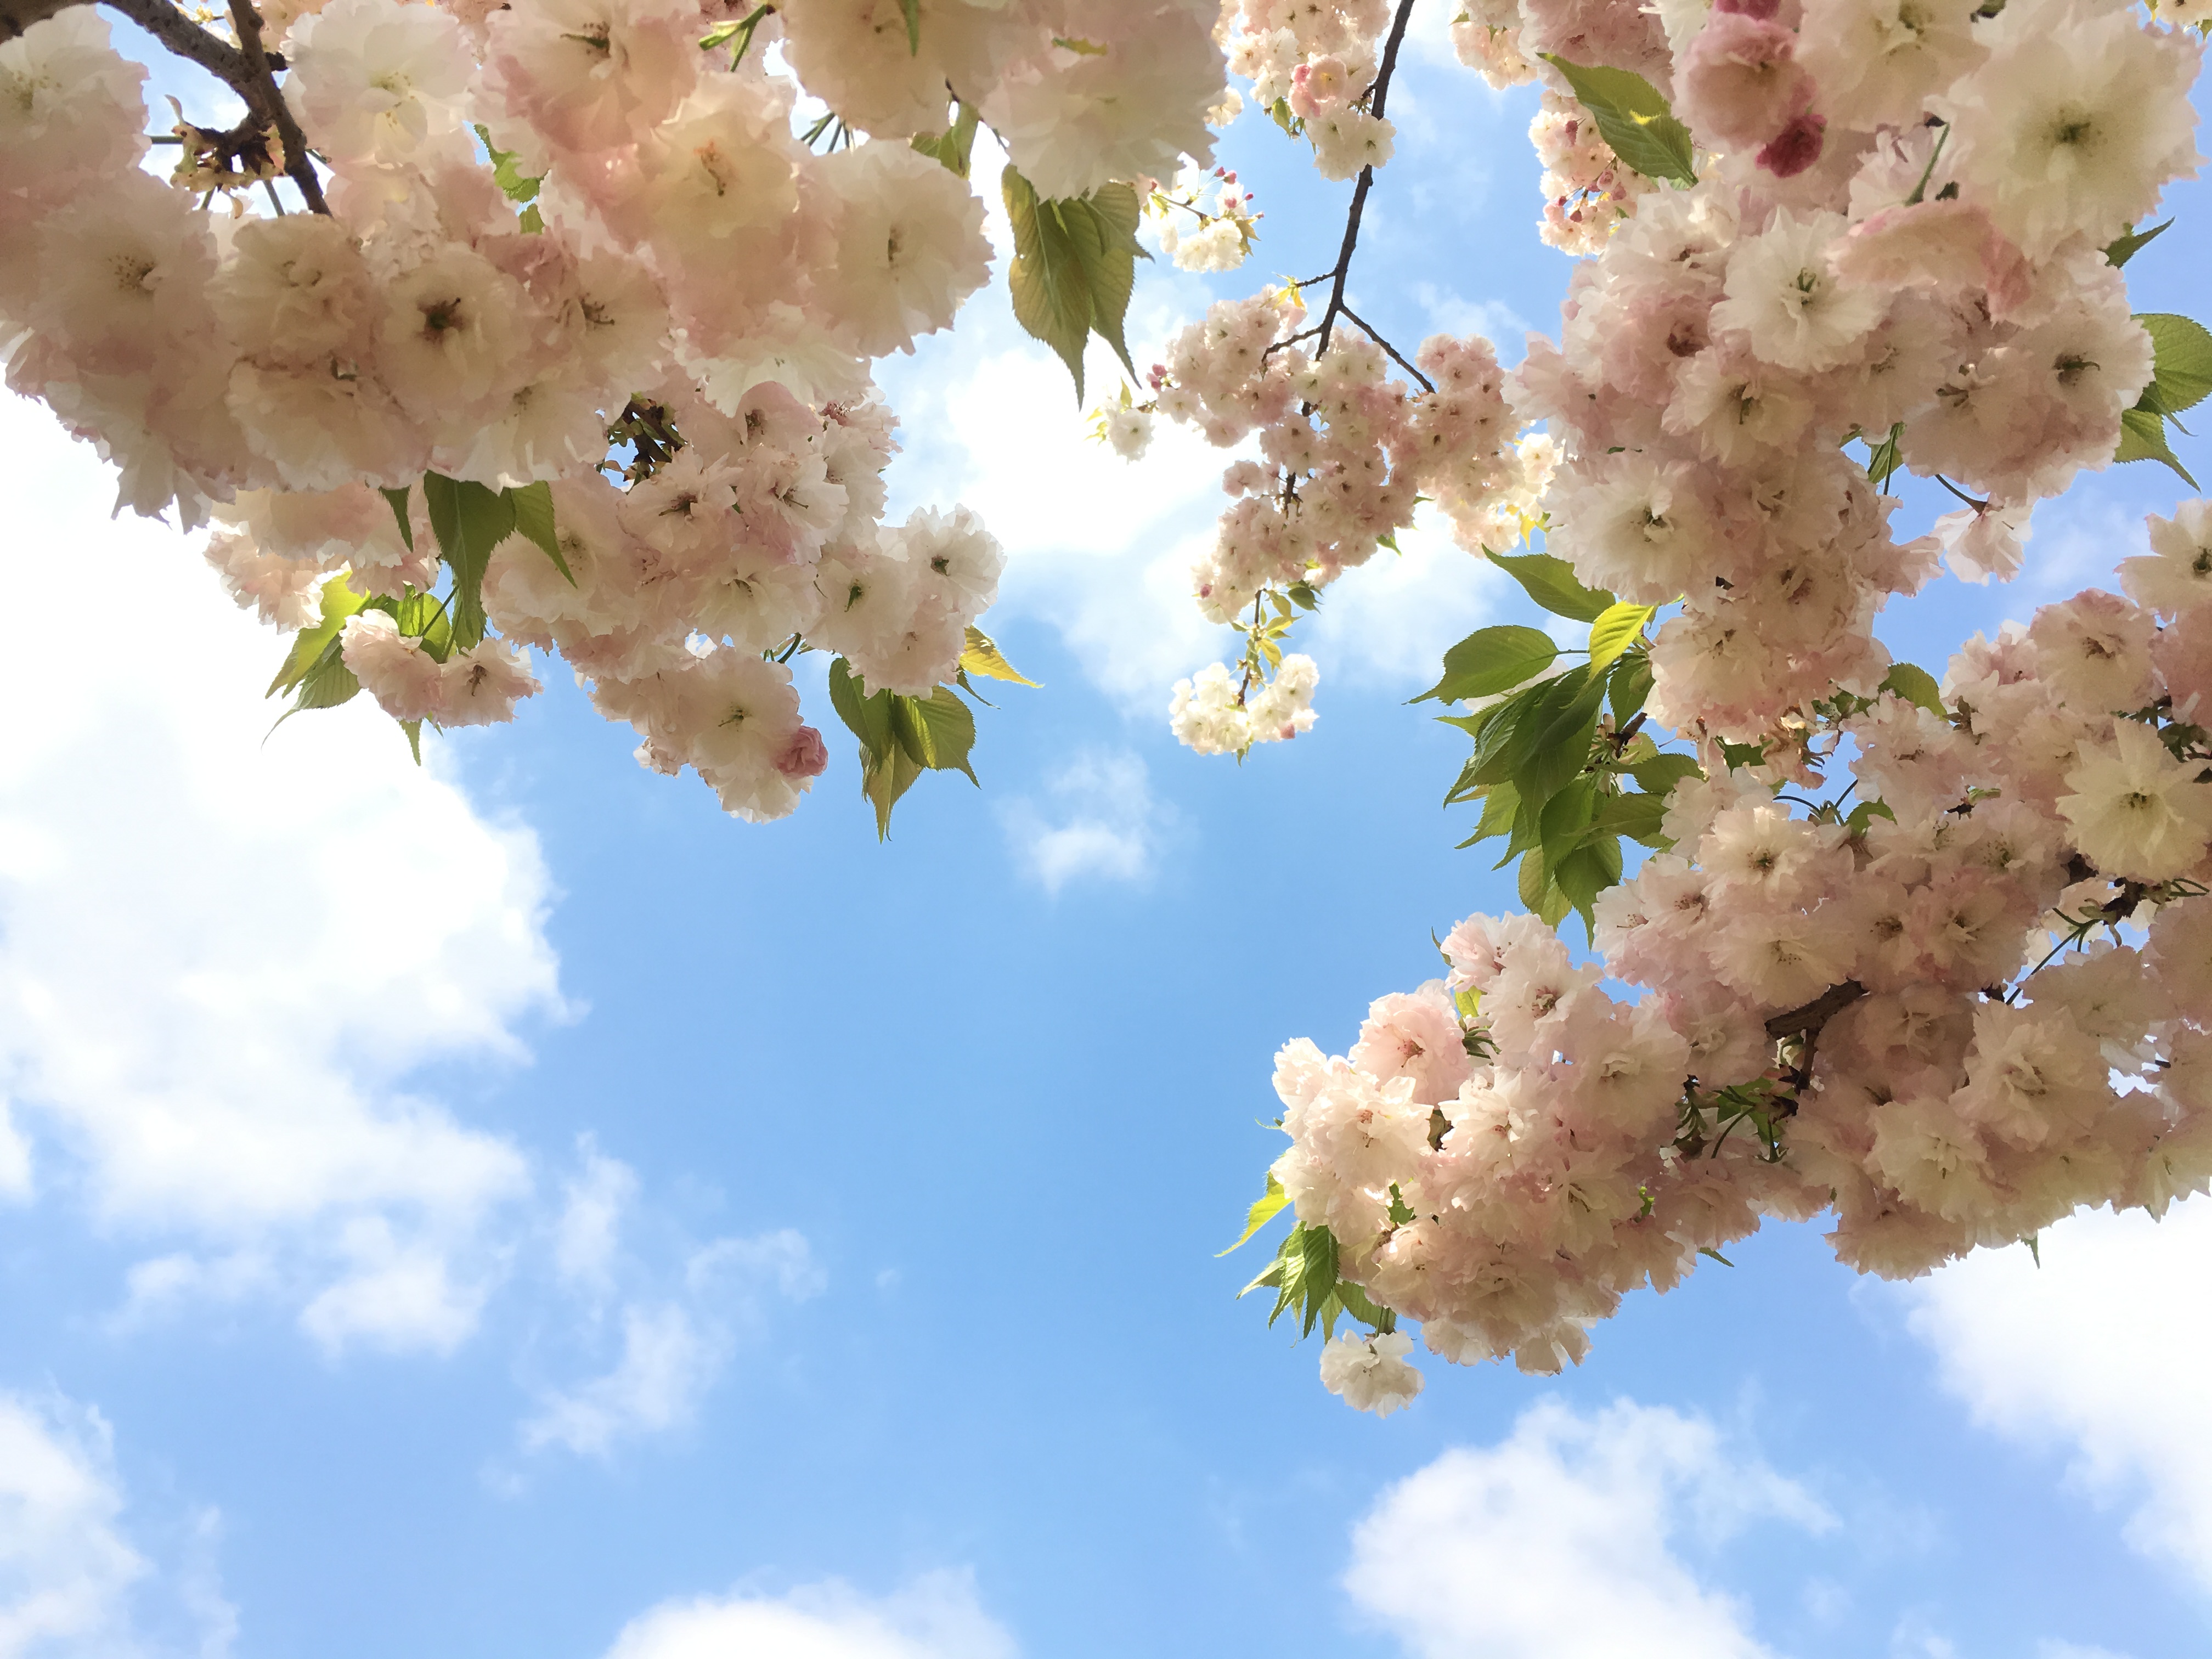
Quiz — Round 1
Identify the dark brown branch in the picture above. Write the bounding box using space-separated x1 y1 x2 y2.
1765 981 1866 1043
100 0 270 84
1338 302 1434 392
225 0 326 213
0 0 74 38
1312 0 1419 360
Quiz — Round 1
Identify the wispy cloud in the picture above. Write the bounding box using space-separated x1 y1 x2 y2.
602 1570 1016 1659
998 750 1161 894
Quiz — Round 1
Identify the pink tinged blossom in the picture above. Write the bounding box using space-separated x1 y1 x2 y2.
2027 589 2158 714
774 726 830 781
2123 499 2212 618
1756 109 1826 177
1675 12 1813 151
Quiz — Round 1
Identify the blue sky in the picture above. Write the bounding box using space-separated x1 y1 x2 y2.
2 12 2210 1659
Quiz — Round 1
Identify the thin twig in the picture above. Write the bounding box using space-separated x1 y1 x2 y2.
226 0 328 214
1339 303 1434 391
1313 0 1419 360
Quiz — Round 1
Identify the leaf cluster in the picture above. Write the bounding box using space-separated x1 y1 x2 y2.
1421 551 1687 935
2116 311 2212 488
1002 166 1147 403
823 627 1036 838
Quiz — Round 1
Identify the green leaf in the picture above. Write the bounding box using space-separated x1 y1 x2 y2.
379 484 414 553
1608 651 1655 725
1512 670 1606 806
903 686 979 784
1845 799 1897 836
267 574 371 697
1489 548 1614 622
1720 738 1768 770
1237 1221 1346 1340
506 481 574 586
1457 779 1520 847
2135 313 2212 417
473 125 541 205
1586 601 1656 674
1593 789 1668 846
1414 624 1559 704
911 101 980 177
961 625 1039 687
1856 420 1905 492
1002 167 1146 402
420 472 516 651
1538 776 1599 882
2106 219 2172 268
1554 836 1623 934
1620 754 1694 797
898 0 919 52
1880 661 1946 718
2116 404 2201 488
1538 55 1697 187
1219 1172 1289 1255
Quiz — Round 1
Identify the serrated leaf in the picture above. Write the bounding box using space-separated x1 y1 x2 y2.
961 625 1039 687
1002 167 1144 403
2106 219 2171 267
402 718 424 765
908 686 979 784
1586 601 1656 674
1219 1172 1289 1255
1880 661 1946 717
1608 651 1655 725
2115 404 2200 488
1489 548 1614 622
1414 623 1559 704
1513 671 1606 806
1593 789 1668 846
1625 752 1701 796
267 574 371 697
1538 776 1599 882
420 472 516 651
379 484 414 553
1538 55 1696 187
2135 313 2212 417
1459 778 1521 846
507 480 574 586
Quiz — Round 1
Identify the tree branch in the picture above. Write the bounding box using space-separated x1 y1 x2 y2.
100 0 272 84
1765 981 1866 1044
1312 0 1418 360
224 0 326 213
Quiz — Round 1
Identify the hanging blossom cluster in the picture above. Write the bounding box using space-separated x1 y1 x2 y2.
0 0 1229 816
1528 88 1650 255
1217 0 2212 1414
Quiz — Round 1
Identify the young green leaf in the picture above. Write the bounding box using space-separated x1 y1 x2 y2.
506 481 574 586
1218 1171 1290 1255
1488 548 1615 622
960 625 1040 686
1592 789 1668 846
1585 601 1656 674
379 484 414 552
1607 651 1655 725
1002 167 1146 402
2134 313 2212 417
898 0 919 52
2105 219 2171 267
1624 752 1701 796
421 472 517 650
267 574 371 697
912 101 980 177
1879 661 1946 717
2115 404 2200 488
1537 55 1697 187
1414 623 1559 703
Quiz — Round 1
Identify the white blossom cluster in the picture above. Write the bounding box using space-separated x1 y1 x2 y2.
1226 0 1400 180
0 0 1230 815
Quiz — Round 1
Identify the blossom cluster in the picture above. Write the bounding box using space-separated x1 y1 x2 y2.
1517 0 2198 748
1528 89 1648 255
0 0 1228 816
1226 0 1400 180
1282 588 2212 1409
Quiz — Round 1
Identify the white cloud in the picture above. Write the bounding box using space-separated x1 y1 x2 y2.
554 1136 641 1297
0 393 562 1353
997 750 1159 894
1346 1397 1832 1659
0 1390 234 1659
522 1302 722 1458
1305 509 1511 691
520 1146 825 1460
1903 1194 2212 1591
603 1571 1015 1659
2038 1642 2137 1659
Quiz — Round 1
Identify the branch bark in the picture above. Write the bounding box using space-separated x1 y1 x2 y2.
1765 980 1866 1043
225 0 326 212
1311 0 1419 362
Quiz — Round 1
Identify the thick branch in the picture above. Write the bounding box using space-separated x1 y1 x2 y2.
0 0 74 38
1765 981 1866 1043
1312 0 1419 360
225 0 326 212
101 0 268 83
